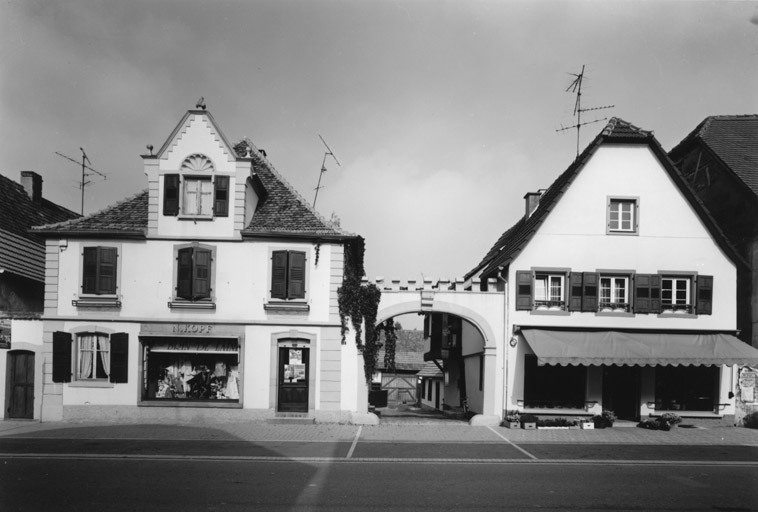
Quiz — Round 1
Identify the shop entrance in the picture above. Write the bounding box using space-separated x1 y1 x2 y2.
602 365 640 421
6 350 34 419
277 346 309 412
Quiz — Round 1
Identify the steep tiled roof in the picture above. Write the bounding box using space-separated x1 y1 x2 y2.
32 190 148 238
376 349 426 371
417 361 443 378
670 115 758 196
466 118 746 280
0 173 79 240
234 140 354 239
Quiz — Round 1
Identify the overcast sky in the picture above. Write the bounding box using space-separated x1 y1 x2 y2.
2 0 757 282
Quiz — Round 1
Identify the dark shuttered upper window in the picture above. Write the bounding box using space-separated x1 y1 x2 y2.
176 246 213 301
271 250 306 300
82 246 118 295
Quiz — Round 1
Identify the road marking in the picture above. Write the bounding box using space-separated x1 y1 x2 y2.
346 426 362 459
487 426 538 460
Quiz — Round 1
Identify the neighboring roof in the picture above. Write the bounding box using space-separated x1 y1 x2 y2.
416 361 444 378
32 190 148 238
669 115 758 197
376 350 426 372
466 117 747 280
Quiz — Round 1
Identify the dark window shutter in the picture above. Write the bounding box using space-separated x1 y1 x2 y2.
52 331 72 383
582 272 598 312
109 333 129 383
98 247 117 294
568 272 583 311
649 274 661 313
163 174 180 216
696 275 713 315
176 247 194 299
214 175 229 217
515 271 532 310
288 251 306 299
82 247 98 294
635 274 651 313
271 251 288 299
193 248 212 299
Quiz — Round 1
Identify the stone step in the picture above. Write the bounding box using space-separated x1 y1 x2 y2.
267 414 315 425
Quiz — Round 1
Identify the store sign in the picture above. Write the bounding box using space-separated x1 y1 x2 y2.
0 318 10 349
150 340 238 353
172 324 214 335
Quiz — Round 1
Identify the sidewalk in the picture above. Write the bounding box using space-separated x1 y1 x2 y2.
1 418 757 446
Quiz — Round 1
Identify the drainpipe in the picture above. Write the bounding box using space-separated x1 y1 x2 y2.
497 265 508 419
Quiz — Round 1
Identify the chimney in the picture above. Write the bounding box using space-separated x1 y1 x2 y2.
20 171 43 204
524 190 543 219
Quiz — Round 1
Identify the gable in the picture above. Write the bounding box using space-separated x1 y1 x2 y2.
157 110 237 172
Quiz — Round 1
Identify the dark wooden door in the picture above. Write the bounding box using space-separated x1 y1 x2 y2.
277 347 309 412
7 351 34 419
602 365 640 421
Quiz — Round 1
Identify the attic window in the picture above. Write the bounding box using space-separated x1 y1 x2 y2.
163 154 229 218
607 197 639 235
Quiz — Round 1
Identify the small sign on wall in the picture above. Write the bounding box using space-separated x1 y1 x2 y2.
740 369 757 403
0 318 10 349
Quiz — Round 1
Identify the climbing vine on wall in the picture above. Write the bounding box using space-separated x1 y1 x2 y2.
380 319 397 373
338 237 392 384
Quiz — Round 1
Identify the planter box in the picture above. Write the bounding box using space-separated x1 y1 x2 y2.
522 422 537 430
507 421 520 429
580 422 594 430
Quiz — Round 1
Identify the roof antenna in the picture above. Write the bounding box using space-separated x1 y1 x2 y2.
312 134 340 209
55 148 107 215
556 65 614 157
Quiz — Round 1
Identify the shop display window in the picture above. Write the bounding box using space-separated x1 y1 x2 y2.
143 339 239 402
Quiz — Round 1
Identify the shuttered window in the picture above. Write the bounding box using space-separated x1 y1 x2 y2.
568 272 583 312
82 246 117 295
696 275 713 315
163 174 180 216
271 250 307 300
176 246 213 301
52 331 72 383
634 274 661 314
52 331 129 384
109 333 129 383
214 175 229 217
515 271 532 311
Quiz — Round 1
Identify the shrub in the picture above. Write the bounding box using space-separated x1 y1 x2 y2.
637 413 682 431
505 410 520 422
537 417 577 427
743 412 758 429
520 413 539 425
592 410 617 429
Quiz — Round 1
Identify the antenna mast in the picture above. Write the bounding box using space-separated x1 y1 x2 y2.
556 65 614 157
313 134 340 209
55 148 107 215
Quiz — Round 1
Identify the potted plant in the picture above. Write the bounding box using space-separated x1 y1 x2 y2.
504 410 521 429
521 413 538 430
592 410 617 429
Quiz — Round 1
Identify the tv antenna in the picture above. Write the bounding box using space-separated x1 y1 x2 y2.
556 65 614 157
55 148 107 215
312 134 340 209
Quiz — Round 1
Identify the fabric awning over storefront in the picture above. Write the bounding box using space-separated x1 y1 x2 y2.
521 329 758 367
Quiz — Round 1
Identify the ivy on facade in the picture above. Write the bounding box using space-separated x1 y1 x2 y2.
338 237 395 384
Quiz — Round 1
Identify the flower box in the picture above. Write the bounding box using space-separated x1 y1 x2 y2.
522 422 537 430
507 421 520 429
580 422 594 430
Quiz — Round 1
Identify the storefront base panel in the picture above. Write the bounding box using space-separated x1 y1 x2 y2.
59 405 357 424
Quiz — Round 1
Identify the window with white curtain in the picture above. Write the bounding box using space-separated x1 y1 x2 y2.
77 333 111 380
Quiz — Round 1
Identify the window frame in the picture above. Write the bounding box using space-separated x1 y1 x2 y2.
265 248 310 311
598 273 632 313
52 327 129 387
74 243 122 308
169 242 217 309
659 272 695 316
532 269 569 313
606 196 639 235
162 154 230 220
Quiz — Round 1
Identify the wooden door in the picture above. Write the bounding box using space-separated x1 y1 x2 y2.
7 351 34 419
602 365 640 421
277 347 309 412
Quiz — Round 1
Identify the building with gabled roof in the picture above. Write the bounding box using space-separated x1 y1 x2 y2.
31 105 372 423
0 171 79 420
669 115 758 350
466 117 758 425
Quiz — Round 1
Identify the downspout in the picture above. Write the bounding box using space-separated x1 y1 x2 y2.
497 265 508 419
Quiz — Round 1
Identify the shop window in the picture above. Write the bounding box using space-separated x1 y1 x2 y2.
162 154 229 218
52 331 129 384
266 250 308 310
170 244 216 309
654 366 718 412
523 354 586 409
142 339 240 402
607 197 638 234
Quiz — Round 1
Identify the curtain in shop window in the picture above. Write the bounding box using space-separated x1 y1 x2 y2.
99 335 110 377
78 334 95 379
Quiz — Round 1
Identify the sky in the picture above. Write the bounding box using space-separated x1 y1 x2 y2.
2 0 758 284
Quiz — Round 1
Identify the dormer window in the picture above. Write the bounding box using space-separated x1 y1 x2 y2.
162 154 229 218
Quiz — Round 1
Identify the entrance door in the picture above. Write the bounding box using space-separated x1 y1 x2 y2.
602 365 640 421
7 351 34 419
277 347 309 412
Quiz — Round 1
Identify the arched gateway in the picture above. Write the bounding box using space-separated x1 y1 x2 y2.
371 277 504 425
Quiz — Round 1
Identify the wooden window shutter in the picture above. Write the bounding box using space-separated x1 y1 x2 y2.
99 247 117 294
163 174 180 216
288 251 306 299
423 314 430 338
271 251 288 299
52 331 72 383
109 333 129 384
696 275 713 315
582 272 598 312
568 272 583 311
635 274 653 313
193 248 212 299
82 247 98 294
515 271 533 311
214 175 229 217
649 274 661 313
176 247 194 300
